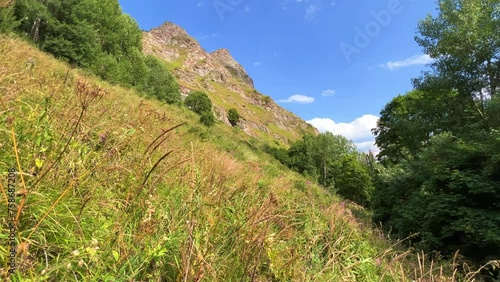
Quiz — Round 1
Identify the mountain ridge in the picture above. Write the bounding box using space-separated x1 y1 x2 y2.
142 21 318 144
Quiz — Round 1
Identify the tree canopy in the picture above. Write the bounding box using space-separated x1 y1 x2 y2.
184 91 213 115
372 0 500 263
7 0 181 104
268 133 374 206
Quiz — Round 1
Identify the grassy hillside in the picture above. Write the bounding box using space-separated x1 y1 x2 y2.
0 36 465 281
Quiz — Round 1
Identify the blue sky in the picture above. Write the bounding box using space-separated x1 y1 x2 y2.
118 0 438 152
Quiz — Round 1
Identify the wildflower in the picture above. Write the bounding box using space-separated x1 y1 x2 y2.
72 249 80 256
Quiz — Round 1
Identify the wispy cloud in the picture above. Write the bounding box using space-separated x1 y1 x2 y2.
381 54 433 70
305 5 319 20
197 1 204 7
280 94 315 104
253 62 261 67
244 5 250 12
321 89 336 96
196 32 218 41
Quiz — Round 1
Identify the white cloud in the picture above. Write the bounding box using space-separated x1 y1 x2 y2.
197 1 204 7
280 94 315 104
253 62 261 66
305 5 319 20
307 114 379 152
321 89 336 96
381 54 433 70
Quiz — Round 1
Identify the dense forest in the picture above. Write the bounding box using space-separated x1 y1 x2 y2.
1 0 499 279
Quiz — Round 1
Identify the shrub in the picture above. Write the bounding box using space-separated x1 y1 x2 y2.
139 55 180 104
199 111 215 127
184 91 212 115
227 108 240 126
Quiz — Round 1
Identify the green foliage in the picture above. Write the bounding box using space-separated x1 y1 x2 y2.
184 91 212 115
139 55 181 104
373 89 476 164
373 132 500 261
373 0 500 265
262 95 272 105
263 144 290 165
415 0 499 100
227 108 240 126
199 111 216 127
335 155 374 206
0 4 19 33
269 133 373 206
11 0 180 104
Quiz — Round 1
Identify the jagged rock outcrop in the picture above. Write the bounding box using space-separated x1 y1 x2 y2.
142 21 318 144
210 48 254 88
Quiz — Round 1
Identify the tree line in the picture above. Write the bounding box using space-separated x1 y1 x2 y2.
371 0 499 266
267 0 499 269
1 0 181 104
265 133 375 207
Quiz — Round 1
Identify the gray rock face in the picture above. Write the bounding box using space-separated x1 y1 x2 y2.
210 48 254 88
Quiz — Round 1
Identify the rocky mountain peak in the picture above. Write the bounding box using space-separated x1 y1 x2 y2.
142 21 318 143
211 48 254 88
148 21 195 47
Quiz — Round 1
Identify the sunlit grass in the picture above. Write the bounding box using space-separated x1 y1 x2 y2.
0 35 480 281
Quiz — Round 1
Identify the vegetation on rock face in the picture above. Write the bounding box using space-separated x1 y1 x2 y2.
184 91 216 126
143 22 317 145
227 108 240 126
372 0 500 267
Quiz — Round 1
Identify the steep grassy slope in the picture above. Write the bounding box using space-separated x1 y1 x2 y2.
0 36 461 281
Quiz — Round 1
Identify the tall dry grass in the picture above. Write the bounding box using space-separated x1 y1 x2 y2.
0 35 495 281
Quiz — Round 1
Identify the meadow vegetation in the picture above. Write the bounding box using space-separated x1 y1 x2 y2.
0 0 499 280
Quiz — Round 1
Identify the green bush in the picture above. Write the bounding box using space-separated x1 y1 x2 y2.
227 108 240 126
199 111 216 127
269 133 373 206
184 91 212 115
139 55 180 104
